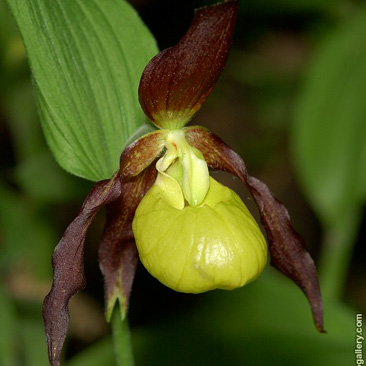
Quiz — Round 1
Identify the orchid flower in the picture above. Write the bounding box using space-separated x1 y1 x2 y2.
42 1 324 365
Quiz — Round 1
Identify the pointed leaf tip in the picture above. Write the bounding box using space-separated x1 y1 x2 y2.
139 0 239 129
42 174 121 366
7 0 158 181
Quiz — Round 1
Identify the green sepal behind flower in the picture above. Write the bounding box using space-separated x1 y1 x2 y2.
132 176 267 294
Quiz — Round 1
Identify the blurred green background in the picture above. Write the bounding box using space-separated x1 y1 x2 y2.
0 0 365 365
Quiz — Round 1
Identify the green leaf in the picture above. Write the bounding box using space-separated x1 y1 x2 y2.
0 288 17 366
20 320 50 366
67 337 114 366
132 270 354 366
14 151 90 203
292 10 366 224
0 182 55 279
6 0 158 181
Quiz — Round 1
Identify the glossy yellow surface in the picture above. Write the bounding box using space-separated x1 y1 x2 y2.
132 177 267 293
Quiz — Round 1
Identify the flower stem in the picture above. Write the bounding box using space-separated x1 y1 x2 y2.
111 307 134 366
318 207 362 302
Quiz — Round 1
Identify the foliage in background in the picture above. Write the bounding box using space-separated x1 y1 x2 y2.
292 9 366 303
0 0 364 365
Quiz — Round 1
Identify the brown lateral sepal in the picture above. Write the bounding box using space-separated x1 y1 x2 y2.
120 130 165 178
42 174 122 366
99 165 157 321
186 127 325 332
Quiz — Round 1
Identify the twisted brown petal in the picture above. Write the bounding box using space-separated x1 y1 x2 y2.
138 0 239 129
186 127 325 333
42 174 122 366
99 165 157 321
120 130 165 178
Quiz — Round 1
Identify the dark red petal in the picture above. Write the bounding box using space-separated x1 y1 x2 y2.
138 0 239 129
186 127 325 333
120 130 165 178
42 174 121 366
99 165 157 321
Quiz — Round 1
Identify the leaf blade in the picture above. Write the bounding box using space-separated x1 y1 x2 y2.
7 0 158 181
292 10 366 224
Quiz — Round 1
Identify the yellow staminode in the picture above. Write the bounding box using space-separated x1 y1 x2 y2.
157 129 210 207
132 176 267 293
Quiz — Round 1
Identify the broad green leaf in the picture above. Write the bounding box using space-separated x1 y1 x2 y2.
6 0 158 181
292 10 366 224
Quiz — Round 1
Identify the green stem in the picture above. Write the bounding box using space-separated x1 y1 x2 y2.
318 207 362 302
111 308 134 366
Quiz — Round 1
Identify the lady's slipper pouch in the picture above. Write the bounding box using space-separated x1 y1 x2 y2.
133 133 267 293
